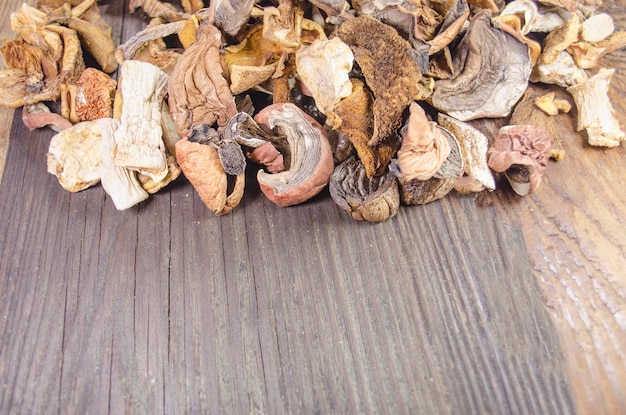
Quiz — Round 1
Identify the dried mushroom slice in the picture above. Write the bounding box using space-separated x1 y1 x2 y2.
393 123 463 205
397 102 451 181
113 60 169 182
97 118 149 210
336 15 425 146
438 113 495 191
254 103 334 207
168 22 237 138
332 79 401 178
431 11 532 121
329 156 400 223
175 137 245 216
75 68 116 121
487 125 553 196
47 120 102 192
567 68 626 148
295 37 354 124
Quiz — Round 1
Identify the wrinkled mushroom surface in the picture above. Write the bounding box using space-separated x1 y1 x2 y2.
330 156 400 222
487 125 553 196
431 11 532 121
254 103 334 207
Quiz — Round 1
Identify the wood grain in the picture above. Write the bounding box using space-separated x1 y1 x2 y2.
0 1 625 414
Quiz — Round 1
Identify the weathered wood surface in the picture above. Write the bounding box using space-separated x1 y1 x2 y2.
0 1 625 414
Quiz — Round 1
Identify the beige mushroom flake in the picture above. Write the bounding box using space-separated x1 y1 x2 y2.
113 60 169 182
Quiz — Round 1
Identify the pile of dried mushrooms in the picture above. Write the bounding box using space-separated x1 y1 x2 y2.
1 0 625 221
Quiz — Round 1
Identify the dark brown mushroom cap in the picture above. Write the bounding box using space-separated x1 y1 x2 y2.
254 103 334 207
487 125 552 195
329 156 400 223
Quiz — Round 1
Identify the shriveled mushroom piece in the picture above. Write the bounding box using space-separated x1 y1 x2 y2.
214 0 256 37
396 102 450 181
537 14 580 66
487 125 553 196
74 68 117 121
295 37 353 125
534 92 571 116
531 50 588 88
47 120 102 192
567 31 626 70
566 68 626 148
392 124 464 205
97 118 149 210
308 0 348 17
430 11 532 121
175 132 245 216
427 0 470 55
438 113 495 191
113 60 169 182
580 13 614 43
254 103 334 207
330 156 400 222
168 22 237 138
22 103 73 132
336 15 426 146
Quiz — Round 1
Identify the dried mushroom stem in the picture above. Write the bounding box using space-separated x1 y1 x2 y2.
113 60 170 182
116 20 187 63
67 16 117 73
566 68 626 148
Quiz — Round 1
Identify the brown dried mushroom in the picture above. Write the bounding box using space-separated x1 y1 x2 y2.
431 11 532 121
487 125 553 196
254 103 334 207
329 156 400 223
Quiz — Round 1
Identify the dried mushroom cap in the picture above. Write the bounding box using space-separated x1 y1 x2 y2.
393 125 463 205
531 50 588 88
97 118 149 210
567 68 626 148
438 113 495 191
75 68 116 121
168 23 237 138
254 103 334 207
22 102 73 132
487 125 553 196
329 156 400 222
214 0 256 37
538 14 580 66
397 102 451 181
427 0 470 55
332 78 401 178
175 138 246 215
580 13 614 43
295 37 354 122
336 15 425 146
113 60 169 182
431 11 532 121
47 120 102 192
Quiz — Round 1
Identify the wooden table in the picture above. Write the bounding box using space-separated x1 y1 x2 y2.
1 1 624 413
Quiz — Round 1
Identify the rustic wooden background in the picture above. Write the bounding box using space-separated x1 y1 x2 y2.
1 0 624 414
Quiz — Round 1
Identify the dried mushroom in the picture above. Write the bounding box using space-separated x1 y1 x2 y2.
580 13 613 43
566 68 626 148
295 37 354 124
396 103 450 181
214 0 256 37
98 118 149 210
332 78 400 178
393 124 463 205
438 113 495 191
329 156 400 222
487 125 553 196
537 15 580 66
531 50 588 88
336 15 426 146
254 103 334 207
47 120 102 192
113 60 169 182
75 68 116 121
175 134 245 216
431 11 532 121
168 22 237 138
22 102 73 132
534 92 571 116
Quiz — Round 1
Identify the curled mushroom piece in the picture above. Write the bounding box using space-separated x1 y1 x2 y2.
392 124 464 205
214 0 256 37
431 11 532 121
566 68 626 148
254 103 334 207
22 103 73 132
487 125 553 196
437 113 495 192
97 118 149 210
47 120 102 192
397 102 450 181
329 156 400 222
